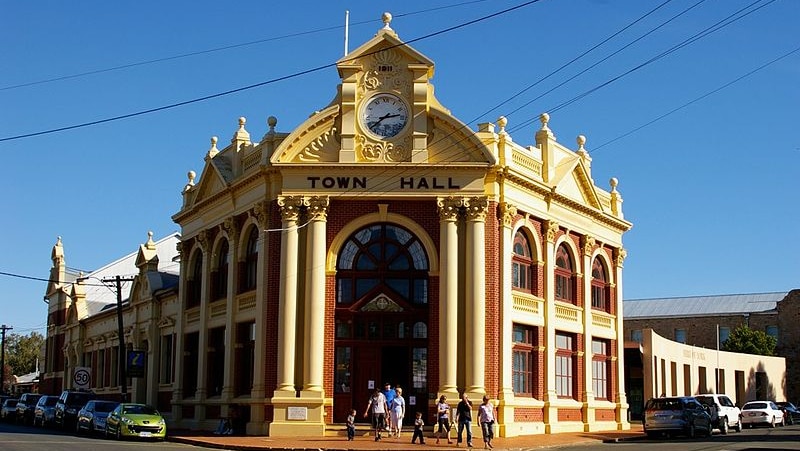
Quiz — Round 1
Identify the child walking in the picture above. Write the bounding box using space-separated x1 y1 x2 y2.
411 411 426 444
346 409 356 441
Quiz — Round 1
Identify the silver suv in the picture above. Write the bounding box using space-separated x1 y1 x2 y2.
695 394 742 434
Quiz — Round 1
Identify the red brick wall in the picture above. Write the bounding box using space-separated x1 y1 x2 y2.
596 408 615 421
514 407 544 422
557 408 583 422
484 201 500 397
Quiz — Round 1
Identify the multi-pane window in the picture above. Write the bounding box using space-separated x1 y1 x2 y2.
592 339 610 400
766 325 779 344
718 326 731 344
160 334 174 384
206 327 225 396
555 332 575 398
241 227 259 293
412 347 427 389
674 329 687 343
512 324 536 396
512 230 533 292
631 329 643 343
591 258 609 311
555 244 575 303
213 241 229 300
235 322 255 396
187 253 203 308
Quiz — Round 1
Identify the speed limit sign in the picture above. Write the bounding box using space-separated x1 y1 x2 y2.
73 367 91 389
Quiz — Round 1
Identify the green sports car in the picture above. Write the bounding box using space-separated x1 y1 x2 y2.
105 403 166 440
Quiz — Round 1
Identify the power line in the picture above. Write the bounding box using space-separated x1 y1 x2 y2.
0 0 541 143
591 44 800 153
0 0 497 92
0 270 122 287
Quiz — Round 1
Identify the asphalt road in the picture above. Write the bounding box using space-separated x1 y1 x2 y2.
0 421 190 451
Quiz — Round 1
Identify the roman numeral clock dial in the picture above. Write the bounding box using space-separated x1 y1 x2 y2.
361 93 409 139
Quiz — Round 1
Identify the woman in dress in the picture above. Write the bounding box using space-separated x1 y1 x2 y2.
390 386 406 437
436 394 452 444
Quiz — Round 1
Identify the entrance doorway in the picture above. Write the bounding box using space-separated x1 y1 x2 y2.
333 223 431 423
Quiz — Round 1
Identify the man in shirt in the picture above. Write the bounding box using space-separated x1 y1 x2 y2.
364 388 389 441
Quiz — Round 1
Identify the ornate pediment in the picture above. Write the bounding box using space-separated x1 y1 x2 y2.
360 294 404 312
553 158 602 210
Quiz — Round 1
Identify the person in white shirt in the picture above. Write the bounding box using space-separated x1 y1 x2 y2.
363 388 389 441
478 395 496 449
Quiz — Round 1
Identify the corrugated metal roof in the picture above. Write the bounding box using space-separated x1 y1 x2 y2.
623 292 788 318
83 233 180 317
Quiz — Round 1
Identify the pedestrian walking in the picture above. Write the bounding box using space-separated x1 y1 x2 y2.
390 386 406 437
435 394 452 444
364 388 389 441
411 411 426 444
478 395 496 449
346 408 356 441
455 393 473 447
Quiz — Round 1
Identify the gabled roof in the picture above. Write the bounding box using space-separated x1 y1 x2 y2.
623 292 789 318
80 233 180 317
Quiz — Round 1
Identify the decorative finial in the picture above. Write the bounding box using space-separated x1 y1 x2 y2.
145 231 156 250
577 135 586 150
610 177 618 192
184 170 196 192
239 117 246 128
382 12 393 30
497 116 507 133
267 116 277 131
56 236 62 245
206 136 219 160
539 113 550 130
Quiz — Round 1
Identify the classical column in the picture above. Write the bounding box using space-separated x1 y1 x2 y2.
465 196 488 395
250 202 269 432
543 220 559 431
275 196 303 394
613 247 629 428
302 196 328 394
221 218 239 402
437 197 460 397
581 235 596 430
195 230 211 404
172 240 190 422
499 203 517 402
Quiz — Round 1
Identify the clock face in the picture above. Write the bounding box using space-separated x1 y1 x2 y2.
362 93 409 139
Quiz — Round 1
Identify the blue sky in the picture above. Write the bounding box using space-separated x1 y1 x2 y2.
1 0 798 337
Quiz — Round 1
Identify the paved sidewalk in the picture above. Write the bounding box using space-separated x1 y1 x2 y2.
169 424 645 450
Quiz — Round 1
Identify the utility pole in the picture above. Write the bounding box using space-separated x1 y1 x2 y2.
103 276 135 403
0 324 12 394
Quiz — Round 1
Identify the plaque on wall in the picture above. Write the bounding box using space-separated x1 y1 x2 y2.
287 407 308 421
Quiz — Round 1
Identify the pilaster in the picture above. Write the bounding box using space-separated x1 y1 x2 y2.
464 196 488 396
274 196 303 394
437 196 460 398
543 219 558 432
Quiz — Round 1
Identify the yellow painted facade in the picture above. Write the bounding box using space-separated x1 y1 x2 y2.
43 14 632 437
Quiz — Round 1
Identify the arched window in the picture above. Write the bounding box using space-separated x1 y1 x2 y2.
187 253 203 309
512 230 534 293
240 227 259 293
591 258 610 312
336 224 429 305
213 240 229 300
554 244 575 304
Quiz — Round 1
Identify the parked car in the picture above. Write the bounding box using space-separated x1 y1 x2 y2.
105 403 166 440
33 395 59 427
76 400 119 435
775 402 800 425
643 396 712 438
54 390 95 429
741 401 784 428
1 399 19 422
15 393 42 425
695 393 742 434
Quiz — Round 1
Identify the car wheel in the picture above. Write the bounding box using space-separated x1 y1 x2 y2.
770 416 776 428
720 416 728 435
75 421 81 435
88 421 95 435
688 422 697 439
780 416 785 427
115 425 122 440
734 417 742 432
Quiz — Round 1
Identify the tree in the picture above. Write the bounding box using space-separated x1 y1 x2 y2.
5 332 45 376
722 325 776 356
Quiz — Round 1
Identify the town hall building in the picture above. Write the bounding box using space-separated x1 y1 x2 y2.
42 14 632 437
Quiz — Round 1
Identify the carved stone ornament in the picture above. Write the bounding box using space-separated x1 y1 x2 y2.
356 135 410 162
305 196 330 221
545 220 559 243
464 196 489 221
582 235 596 257
614 247 627 268
222 216 239 243
277 196 304 222
299 125 339 162
361 294 404 312
500 202 517 228
196 230 210 252
252 201 269 229
359 48 408 95
437 196 462 221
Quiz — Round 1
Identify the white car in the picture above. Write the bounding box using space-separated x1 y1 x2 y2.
741 401 784 428
695 394 742 434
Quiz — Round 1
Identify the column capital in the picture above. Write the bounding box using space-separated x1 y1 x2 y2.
304 195 329 221
545 220 559 243
581 235 596 257
222 216 240 243
614 247 627 268
464 196 488 221
252 201 269 229
500 202 517 228
196 230 210 252
437 196 461 221
277 195 304 222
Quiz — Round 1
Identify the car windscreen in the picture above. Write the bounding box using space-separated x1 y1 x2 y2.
95 402 119 413
45 397 58 406
645 399 683 411
123 405 158 415
67 394 94 406
743 402 768 410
